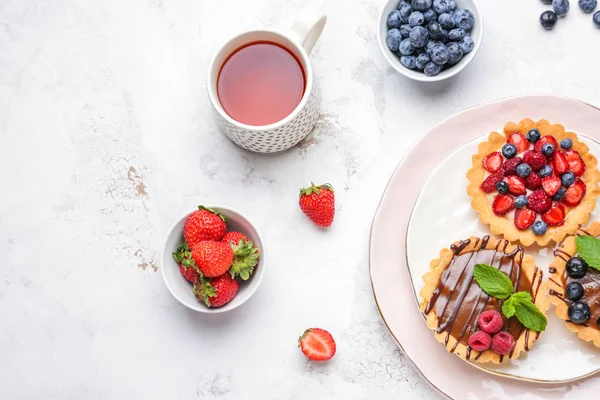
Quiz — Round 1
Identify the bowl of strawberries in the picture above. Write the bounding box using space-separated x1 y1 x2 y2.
161 205 264 313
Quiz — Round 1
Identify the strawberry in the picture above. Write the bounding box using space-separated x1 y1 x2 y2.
184 206 227 247
525 172 542 190
564 150 586 177
514 208 536 230
194 274 239 308
483 152 503 173
534 135 558 153
228 239 260 281
562 179 587 207
480 171 505 193
543 204 566 227
180 264 200 284
541 175 561 196
527 190 552 214
299 183 335 227
552 151 570 175
191 241 234 278
222 231 249 246
502 157 523 176
492 194 514 216
173 244 201 284
298 328 336 361
505 175 526 195
507 133 529 154
523 150 545 171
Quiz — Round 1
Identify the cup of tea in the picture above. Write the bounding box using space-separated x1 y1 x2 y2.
207 13 327 153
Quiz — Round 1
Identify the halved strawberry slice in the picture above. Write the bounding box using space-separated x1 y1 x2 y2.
534 135 558 153
552 151 570 175
542 204 565 227
514 208 536 230
562 179 587 207
507 133 529 154
480 171 505 193
492 194 515 216
298 328 336 361
541 175 561 196
483 151 503 173
564 150 586 177
505 175 526 195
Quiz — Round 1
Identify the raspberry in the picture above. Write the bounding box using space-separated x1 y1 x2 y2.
477 310 504 334
491 331 515 355
480 171 505 193
523 150 545 171
502 157 523 176
527 190 552 214
468 330 492 352
525 172 541 190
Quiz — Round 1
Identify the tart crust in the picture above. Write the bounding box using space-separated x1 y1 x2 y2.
466 118 600 247
420 236 550 364
548 222 600 347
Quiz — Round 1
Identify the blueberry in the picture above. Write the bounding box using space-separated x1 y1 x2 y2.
447 28 466 41
527 129 541 143
553 0 570 17
540 11 558 30
560 138 573 150
386 29 402 52
412 0 432 11
561 172 575 187
532 221 548 236
424 61 443 76
459 35 475 53
515 195 528 209
433 0 456 14
566 282 585 301
400 24 412 38
568 301 591 324
388 10 403 28
541 0 553 3
453 9 474 30
399 3 413 22
426 40 442 53
496 181 509 194
430 43 450 64
552 187 566 201
595 11 600 27
566 257 588 279
579 0 597 13
399 38 414 55
502 143 518 159
517 163 532 178
541 143 555 156
400 55 417 69
428 21 446 40
438 13 455 29
446 42 463 64
415 52 431 69
409 26 430 48
540 165 553 177
424 9 437 23
409 11 425 27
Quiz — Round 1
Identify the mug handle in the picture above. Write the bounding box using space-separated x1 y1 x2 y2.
290 12 327 54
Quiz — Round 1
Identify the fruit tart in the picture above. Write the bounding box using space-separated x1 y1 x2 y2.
548 222 600 347
420 235 549 363
467 118 600 247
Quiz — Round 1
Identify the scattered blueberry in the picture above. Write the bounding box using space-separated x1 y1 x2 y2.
552 187 566 201
579 0 597 13
424 9 437 23
399 38 414 55
594 11 600 26
496 181 509 194
388 10 403 28
553 0 570 17
447 28 466 41
453 9 474 30
387 29 402 51
502 143 518 159
409 11 425 27
433 0 456 14
515 195 528 209
412 0 432 11
410 26 430 48
532 221 548 236
399 3 413 22
400 55 418 69
428 21 446 40
446 42 463 64
540 165 553 177
541 143 555 156
566 282 585 301
568 301 591 324
424 61 443 76
527 129 541 143
438 13 455 29
566 257 588 278
416 52 431 69
540 10 558 30
541 0 553 3
560 138 573 150
561 172 575 186
517 163 532 178
400 24 412 38
459 35 474 53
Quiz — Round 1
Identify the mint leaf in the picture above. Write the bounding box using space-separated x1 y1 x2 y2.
513 296 547 332
575 236 600 272
502 298 516 318
473 264 515 300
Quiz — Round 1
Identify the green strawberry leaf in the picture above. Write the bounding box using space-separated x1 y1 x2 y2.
575 235 600 272
473 264 515 300
228 239 259 281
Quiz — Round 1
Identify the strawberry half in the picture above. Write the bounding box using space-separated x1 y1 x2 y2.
480 171 505 193
562 179 587 207
492 194 515 216
564 150 586 177
505 175 526 195
543 204 566 227
514 208 536 230
483 152 503 173
534 135 558 153
523 150 546 172
552 151 570 175
502 157 523 176
507 133 529 154
298 328 336 361
541 175 561 196
525 172 542 190
528 190 552 214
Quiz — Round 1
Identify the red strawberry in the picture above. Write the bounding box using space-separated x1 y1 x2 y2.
541 175 561 196
483 152 503 173
506 133 529 154
299 183 335 227
480 171 505 193
180 264 200 284
173 244 201 284
534 135 558 153
527 190 552 214
184 206 227 247
502 157 523 176
221 231 250 246
191 241 234 278
505 175 526 195
514 208 537 230
525 172 542 190
564 150 586 177
543 204 566 227
298 328 336 361
523 150 545 171
562 179 587 207
552 151 570 175
492 194 514 216
194 274 239 308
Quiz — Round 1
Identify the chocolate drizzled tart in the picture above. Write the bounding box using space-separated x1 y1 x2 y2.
420 236 549 363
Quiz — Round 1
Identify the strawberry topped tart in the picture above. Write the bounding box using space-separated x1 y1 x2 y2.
467 118 600 247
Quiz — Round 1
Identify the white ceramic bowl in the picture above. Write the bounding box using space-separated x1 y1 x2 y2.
377 0 484 82
161 205 265 313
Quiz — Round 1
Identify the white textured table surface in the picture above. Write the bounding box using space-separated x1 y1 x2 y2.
1 1 600 399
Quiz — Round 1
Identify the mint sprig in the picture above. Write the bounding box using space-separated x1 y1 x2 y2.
575 235 600 272
473 263 514 299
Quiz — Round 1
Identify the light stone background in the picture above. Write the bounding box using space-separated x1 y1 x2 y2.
1 0 600 399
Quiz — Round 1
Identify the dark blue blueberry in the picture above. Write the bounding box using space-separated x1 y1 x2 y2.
566 257 588 278
433 0 456 14
412 0 432 11
515 195 528 209
386 29 402 52
532 221 548 236
399 38 414 55
568 301 591 324
502 143 518 159
398 3 413 22
496 181 509 194
409 11 425 27
579 0 597 13
430 43 450 64
424 61 443 76
400 55 417 69
400 24 412 38
447 28 466 41
541 142 555 156
426 40 443 53
453 9 474 30
561 172 575 186
527 129 541 143
552 187 566 201
409 26 430 48
388 10 403 28
517 163 532 178
424 9 437 23
540 165 553 177
560 138 573 150
415 52 431 69
553 0 570 17
566 282 585 301
446 42 463 64
541 0 553 3
438 13 455 29
428 21 446 40
459 35 474 54
594 11 600 27
540 10 558 30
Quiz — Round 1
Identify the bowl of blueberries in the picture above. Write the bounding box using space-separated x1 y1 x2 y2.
378 0 483 81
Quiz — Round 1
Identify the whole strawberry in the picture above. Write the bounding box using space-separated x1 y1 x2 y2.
172 244 201 284
221 231 249 246
229 239 260 280
299 183 335 227
184 205 227 247
194 274 239 308
191 241 234 278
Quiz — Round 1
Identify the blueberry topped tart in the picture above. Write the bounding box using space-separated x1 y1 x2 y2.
548 222 600 347
420 236 549 363
467 118 600 247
